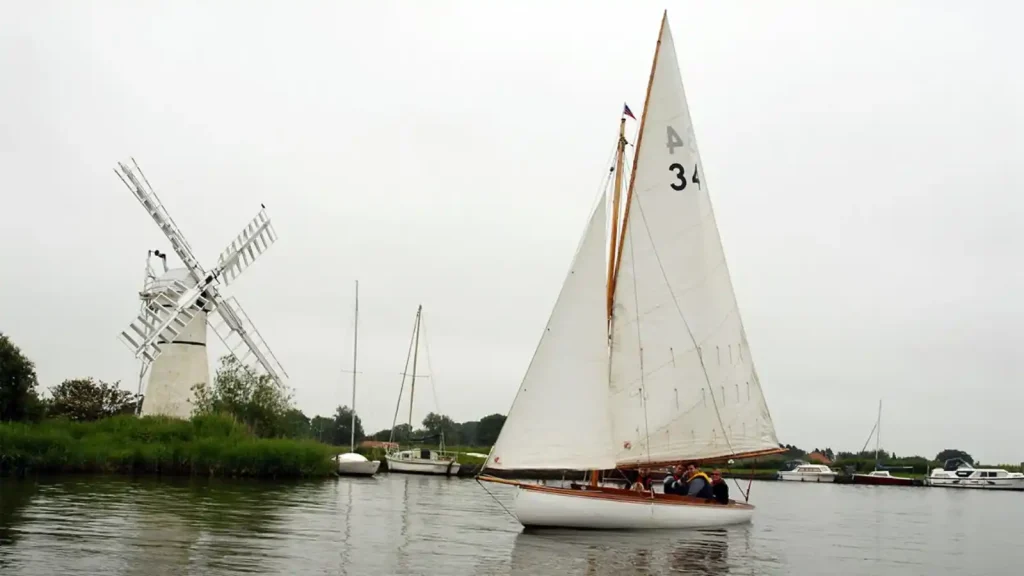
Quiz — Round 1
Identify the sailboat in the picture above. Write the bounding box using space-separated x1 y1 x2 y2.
335 280 381 476
852 400 912 486
478 11 784 530
385 305 461 476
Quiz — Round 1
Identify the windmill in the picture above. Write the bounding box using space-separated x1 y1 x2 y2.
115 158 288 419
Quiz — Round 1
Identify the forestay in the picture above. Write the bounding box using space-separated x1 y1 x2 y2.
485 195 617 470
608 18 778 467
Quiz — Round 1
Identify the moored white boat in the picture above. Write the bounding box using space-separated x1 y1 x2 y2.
926 459 1024 490
382 307 461 477
851 469 914 486
386 449 461 475
335 452 381 476
777 464 837 483
478 11 785 531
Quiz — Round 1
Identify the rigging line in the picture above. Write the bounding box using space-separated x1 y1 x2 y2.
859 420 878 454
626 210 654 467
388 313 419 445
475 477 517 521
419 312 443 418
631 189 741 465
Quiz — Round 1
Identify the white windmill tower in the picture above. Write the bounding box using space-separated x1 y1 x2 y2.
115 158 289 419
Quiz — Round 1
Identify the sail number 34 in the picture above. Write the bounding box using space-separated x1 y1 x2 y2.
666 125 700 191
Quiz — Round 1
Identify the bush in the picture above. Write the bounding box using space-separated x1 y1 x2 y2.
49 378 141 421
192 356 293 438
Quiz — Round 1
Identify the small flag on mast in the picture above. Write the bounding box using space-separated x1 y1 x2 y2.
623 103 636 120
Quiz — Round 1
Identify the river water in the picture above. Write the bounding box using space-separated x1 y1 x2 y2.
0 474 1019 575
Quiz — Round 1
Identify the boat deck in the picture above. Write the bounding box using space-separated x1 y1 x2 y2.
480 476 754 510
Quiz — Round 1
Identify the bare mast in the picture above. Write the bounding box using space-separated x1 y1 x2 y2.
350 280 359 453
874 399 882 469
407 305 423 429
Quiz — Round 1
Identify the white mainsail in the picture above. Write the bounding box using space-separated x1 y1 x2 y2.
485 15 779 473
485 194 617 470
608 18 778 467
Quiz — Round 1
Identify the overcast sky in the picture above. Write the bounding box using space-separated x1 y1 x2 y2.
2 1 1021 464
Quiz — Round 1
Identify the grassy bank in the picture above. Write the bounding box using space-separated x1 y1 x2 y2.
0 415 336 478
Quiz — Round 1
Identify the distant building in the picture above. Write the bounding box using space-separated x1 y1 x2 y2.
360 441 397 450
808 451 833 465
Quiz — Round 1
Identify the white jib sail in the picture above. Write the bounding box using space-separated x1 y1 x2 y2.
485 194 617 470
609 18 779 467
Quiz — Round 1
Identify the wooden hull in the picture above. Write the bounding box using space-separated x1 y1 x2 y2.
385 455 461 476
513 484 754 530
852 473 913 486
336 460 380 476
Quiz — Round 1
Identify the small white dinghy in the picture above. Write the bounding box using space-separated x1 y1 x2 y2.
479 11 784 530
335 281 380 477
335 452 381 476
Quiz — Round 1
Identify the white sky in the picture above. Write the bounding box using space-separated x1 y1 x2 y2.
1 1 1022 463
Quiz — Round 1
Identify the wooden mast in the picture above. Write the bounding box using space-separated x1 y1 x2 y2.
593 117 626 489
591 13 666 489
610 10 667 293
594 11 664 487
606 117 627 321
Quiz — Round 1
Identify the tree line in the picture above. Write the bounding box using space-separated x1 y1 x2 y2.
364 412 506 448
773 443 999 474
2 332 990 465
0 332 504 447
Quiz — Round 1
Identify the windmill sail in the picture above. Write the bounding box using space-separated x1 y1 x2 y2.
608 18 778 467
485 15 779 473
485 194 616 470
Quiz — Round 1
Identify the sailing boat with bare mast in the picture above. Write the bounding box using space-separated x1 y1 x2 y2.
385 306 461 476
852 400 913 486
335 280 381 476
478 11 784 529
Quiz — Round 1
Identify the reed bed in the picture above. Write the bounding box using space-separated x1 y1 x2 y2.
0 414 336 478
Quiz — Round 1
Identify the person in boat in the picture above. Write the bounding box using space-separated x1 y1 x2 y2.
685 465 715 499
630 467 653 492
710 469 730 504
663 465 688 495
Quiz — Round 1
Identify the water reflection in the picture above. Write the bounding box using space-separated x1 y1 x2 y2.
509 528 731 575
2 476 1023 574
670 530 729 574
0 479 37 567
